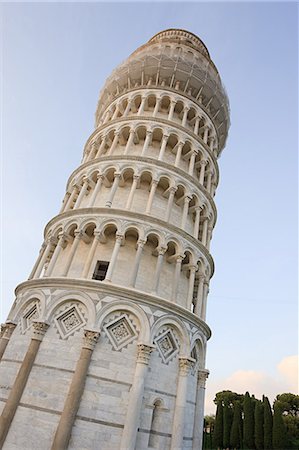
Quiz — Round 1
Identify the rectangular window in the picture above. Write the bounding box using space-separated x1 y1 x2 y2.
92 260 109 281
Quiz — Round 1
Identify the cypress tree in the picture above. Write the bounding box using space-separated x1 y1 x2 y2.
263 395 273 449
223 403 233 448
243 391 255 449
254 400 264 450
230 401 242 449
273 404 287 449
213 402 224 450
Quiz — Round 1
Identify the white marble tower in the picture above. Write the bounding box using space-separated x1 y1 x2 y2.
0 29 229 449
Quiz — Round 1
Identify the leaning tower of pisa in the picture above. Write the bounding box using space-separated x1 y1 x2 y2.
0 29 229 449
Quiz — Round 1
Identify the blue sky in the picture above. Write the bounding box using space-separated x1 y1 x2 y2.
1 2 298 413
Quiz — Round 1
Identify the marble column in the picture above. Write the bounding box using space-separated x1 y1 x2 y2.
108 131 120 155
120 343 155 450
194 273 205 316
145 179 158 214
201 218 209 246
168 100 176 120
158 134 169 161
141 130 152 156
89 174 104 207
186 265 197 310
0 321 49 448
112 104 120 120
105 173 121 207
81 232 101 278
181 106 190 127
171 255 184 301
124 128 135 155
95 136 107 158
170 357 194 450
59 192 71 213
174 141 184 167
153 97 161 117
165 187 177 222
206 171 213 193
32 238 56 279
137 96 147 116
193 206 202 239
104 234 123 282
62 231 82 277
188 150 197 176
203 126 209 144
151 247 167 295
192 369 209 450
124 99 133 116
51 329 100 450
73 179 89 209
194 116 200 135
129 239 146 287
181 196 191 230
44 234 67 277
0 322 17 361
28 241 47 279
125 175 139 210
199 160 207 185
64 186 79 211
201 281 209 321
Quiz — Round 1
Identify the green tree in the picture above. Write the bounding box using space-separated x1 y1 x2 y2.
223 403 233 448
274 393 299 449
203 415 215 450
275 393 299 417
273 403 287 449
243 392 255 449
213 402 224 449
254 400 264 450
230 401 242 449
263 395 273 449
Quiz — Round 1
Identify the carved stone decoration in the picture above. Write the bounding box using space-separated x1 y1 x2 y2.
0 322 17 340
32 321 49 341
21 302 40 333
154 329 179 364
82 329 100 351
54 305 86 339
136 343 155 365
197 368 209 387
178 357 195 376
104 314 137 351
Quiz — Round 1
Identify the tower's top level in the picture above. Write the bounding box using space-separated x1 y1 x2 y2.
96 28 230 153
148 29 210 60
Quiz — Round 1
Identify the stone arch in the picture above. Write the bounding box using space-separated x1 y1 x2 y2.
190 334 206 368
151 315 190 355
12 291 46 324
45 290 96 328
97 299 151 343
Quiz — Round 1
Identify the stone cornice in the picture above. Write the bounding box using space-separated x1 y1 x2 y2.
65 155 217 221
43 207 215 275
91 106 220 171
14 278 212 340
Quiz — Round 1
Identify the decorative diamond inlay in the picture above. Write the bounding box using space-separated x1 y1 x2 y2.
21 303 39 333
104 314 137 350
155 329 179 364
54 305 86 339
